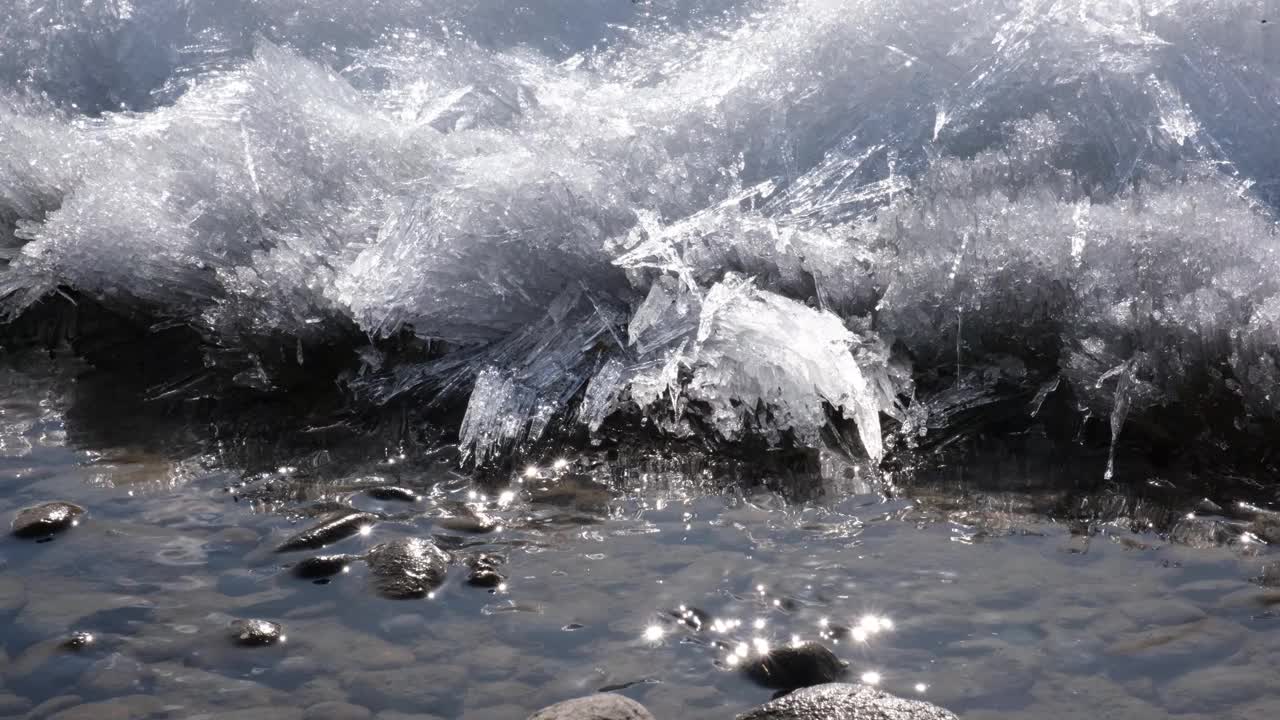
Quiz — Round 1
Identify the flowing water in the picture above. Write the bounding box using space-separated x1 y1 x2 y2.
2 355 1278 719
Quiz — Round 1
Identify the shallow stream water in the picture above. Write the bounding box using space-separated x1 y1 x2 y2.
2 355 1278 720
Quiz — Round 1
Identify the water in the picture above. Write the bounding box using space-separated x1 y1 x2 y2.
2 355 1277 719
3 2 1280 718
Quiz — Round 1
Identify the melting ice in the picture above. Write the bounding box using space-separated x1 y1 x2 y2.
1 0 1278 469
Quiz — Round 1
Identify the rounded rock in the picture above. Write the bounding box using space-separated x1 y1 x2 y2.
527 693 655 720
277 511 379 553
466 568 504 588
365 487 420 502
735 683 959 720
742 642 846 690
292 554 361 579
11 502 86 538
437 512 500 534
61 631 97 651
365 538 449 599
230 619 285 647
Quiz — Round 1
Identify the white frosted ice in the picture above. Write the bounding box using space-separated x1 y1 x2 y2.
1 0 1278 467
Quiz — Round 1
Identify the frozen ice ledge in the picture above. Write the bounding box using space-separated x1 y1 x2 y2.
1 0 1278 474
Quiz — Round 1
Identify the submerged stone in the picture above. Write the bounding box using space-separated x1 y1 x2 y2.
366 538 449 599
438 511 501 534
292 554 361 579
670 605 711 631
527 693 655 720
230 619 285 647
61 631 96 651
466 568 504 588
735 683 959 720
277 511 378 552
365 486 420 502
743 642 847 690
465 552 506 588
11 502 86 538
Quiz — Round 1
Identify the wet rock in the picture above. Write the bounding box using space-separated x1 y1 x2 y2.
292 554 361 579
466 553 506 588
527 693 655 720
365 487 420 502
47 694 165 720
375 713 447 720
742 642 847 690
304 700 373 720
229 619 285 647
735 683 960 720
11 502 86 538
277 511 378 552
366 538 448 599
61 631 96 651
467 568 505 588
438 511 501 534
670 605 711 631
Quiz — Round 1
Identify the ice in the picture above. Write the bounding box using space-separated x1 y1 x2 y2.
1 0 1279 470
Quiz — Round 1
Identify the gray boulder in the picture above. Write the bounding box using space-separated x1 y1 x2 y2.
736 683 958 720
12 502 85 538
527 693 654 720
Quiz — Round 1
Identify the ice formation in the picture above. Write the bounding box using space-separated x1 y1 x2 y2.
1 0 1278 469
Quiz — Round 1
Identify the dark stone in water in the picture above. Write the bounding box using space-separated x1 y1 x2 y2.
470 552 506 570
467 568 504 588
229 619 284 647
365 486 420 502
465 552 506 587
735 683 959 720
60 631 96 651
366 538 449 599
527 693 655 720
821 624 853 641
276 511 378 552
670 605 711 631
291 554 360 579
11 502 86 538
743 642 847 690
438 511 500 534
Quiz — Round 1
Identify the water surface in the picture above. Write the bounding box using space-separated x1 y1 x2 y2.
2 356 1278 720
